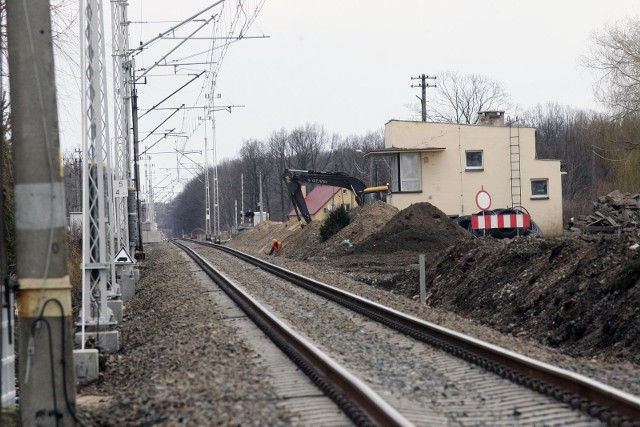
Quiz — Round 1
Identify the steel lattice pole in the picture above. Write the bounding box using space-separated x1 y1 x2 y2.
80 0 116 338
111 0 132 252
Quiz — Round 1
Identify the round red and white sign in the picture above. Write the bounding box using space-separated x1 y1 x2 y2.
475 189 492 211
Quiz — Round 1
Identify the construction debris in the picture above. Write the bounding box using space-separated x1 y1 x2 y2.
568 190 640 238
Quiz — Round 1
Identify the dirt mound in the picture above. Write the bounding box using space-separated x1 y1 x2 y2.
228 220 301 256
424 236 640 363
355 202 470 254
228 202 401 261
277 220 324 260
308 201 400 257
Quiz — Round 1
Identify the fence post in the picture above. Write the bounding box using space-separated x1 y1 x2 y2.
419 254 426 304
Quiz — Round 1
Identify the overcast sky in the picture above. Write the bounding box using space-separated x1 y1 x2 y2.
57 0 640 195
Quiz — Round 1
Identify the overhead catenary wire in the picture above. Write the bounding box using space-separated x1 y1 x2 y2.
136 14 218 82
140 105 184 145
133 0 269 197
139 70 206 119
130 0 225 58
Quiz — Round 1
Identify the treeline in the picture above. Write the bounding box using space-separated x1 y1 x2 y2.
147 104 640 237
523 103 640 218
166 124 387 237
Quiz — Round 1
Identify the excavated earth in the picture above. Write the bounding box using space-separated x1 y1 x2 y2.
230 201 640 365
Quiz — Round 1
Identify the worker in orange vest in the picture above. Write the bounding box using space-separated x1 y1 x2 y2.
268 239 282 255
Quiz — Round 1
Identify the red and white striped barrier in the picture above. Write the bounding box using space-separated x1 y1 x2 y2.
471 213 531 230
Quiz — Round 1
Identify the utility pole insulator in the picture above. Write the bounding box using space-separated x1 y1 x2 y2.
411 73 436 122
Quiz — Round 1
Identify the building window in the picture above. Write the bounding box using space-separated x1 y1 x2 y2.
465 150 483 170
391 153 421 192
341 203 351 212
531 179 549 198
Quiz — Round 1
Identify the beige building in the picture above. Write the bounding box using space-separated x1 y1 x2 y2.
367 111 564 236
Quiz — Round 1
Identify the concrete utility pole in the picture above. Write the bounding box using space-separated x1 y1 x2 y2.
74 148 82 211
411 73 436 122
6 1 77 424
202 122 212 240
131 84 145 257
259 172 264 223
241 173 245 225
210 88 221 243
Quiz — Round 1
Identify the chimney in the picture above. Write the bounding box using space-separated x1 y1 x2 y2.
477 110 505 126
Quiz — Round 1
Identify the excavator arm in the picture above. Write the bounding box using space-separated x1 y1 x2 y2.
283 169 369 225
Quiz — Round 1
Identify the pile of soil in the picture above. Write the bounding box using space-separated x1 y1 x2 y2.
230 220 302 255
355 202 470 254
329 201 399 246
230 202 401 261
227 200 640 365
425 236 640 363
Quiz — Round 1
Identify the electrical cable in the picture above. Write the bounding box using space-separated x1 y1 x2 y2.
30 318 61 427
38 298 85 426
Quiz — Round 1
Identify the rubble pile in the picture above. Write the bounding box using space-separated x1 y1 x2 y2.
569 190 640 239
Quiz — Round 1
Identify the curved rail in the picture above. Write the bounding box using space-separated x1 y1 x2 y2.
172 239 413 427
189 239 640 426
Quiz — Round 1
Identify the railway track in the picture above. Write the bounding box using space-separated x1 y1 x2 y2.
174 239 640 426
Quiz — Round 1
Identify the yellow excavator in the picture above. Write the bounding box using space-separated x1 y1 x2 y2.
283 168 389 225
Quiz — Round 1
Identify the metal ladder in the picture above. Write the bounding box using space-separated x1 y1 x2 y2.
509 125 522 208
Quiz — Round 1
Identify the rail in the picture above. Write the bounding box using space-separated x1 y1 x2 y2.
172 239 413 427
187 239 640 426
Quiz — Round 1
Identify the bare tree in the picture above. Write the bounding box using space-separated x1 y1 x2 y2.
522 104 594 217
584 18 640 118
287 123 335 170
239 139 269 214
62 148 82 213
267 128 291 220
413 71 512 124
327 130 385 186
1 0 78 63
216 158 242 230
521 102 640 222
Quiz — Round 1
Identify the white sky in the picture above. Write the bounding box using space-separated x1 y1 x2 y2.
56 0 640 195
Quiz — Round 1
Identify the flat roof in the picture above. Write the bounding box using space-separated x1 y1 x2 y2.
364 146 446 157
384 118 535 129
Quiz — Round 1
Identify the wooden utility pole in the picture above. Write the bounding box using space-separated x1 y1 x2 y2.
7 0 77 425
411 73 436 122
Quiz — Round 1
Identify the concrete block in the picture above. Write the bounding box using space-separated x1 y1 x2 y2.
142 230 163 243
73 349 99 384
75 330 120 352
121 275 136 301
107 299 123 324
